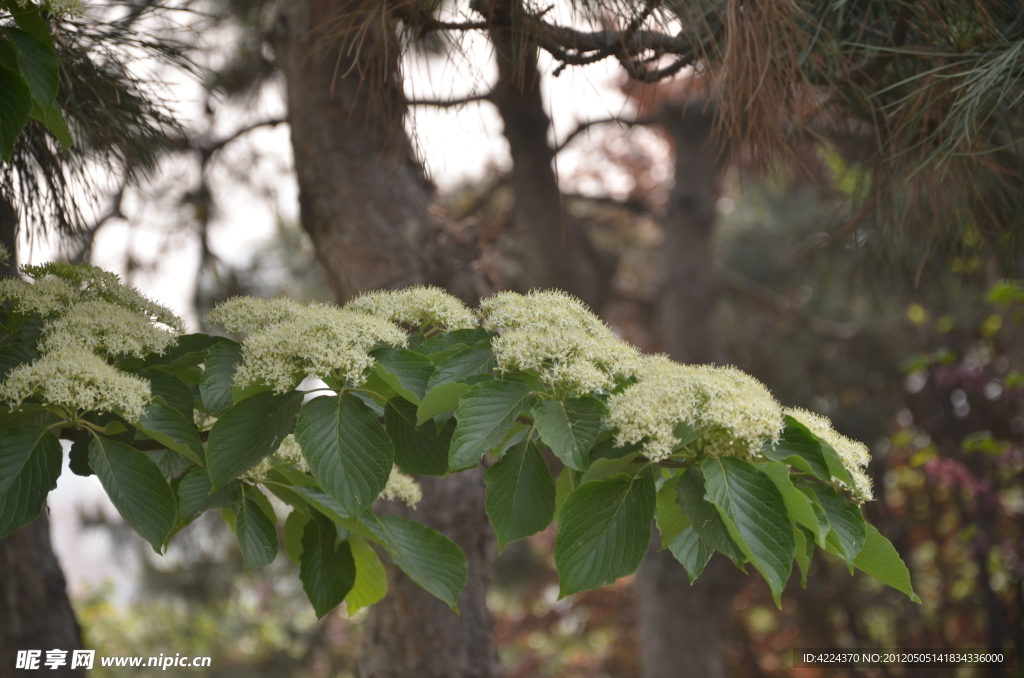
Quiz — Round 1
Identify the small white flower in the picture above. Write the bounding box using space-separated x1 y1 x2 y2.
606 356 783 462
346 286 477 331
785 407 874 501
479 290 642 394
379 465 422 508
205 296 305 334
222 300 406 393
41 300 179 358
0 347 152 422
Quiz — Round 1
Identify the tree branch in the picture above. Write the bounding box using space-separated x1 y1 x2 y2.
406 92 493 108
554 116 655 154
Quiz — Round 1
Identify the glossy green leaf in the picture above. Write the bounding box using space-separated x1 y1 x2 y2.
207 390 302 489
416 381 470 426
675 467 746 567
763 417 831 481
30 99 71 149
426 347 495 390
136 400 204 466
360 511 467 611
532 397 602 472
385 398 450 476
294 393 393 517
802 481 867 567
89 436 176 552
200 341 242 415
0 425 60 538
701 457 795 604
668 526 712 583
136 369 195 419
0 65 32 160
554 471 655 596
854 524 920 602
300 511 356 618
284 509 309 565
235 485 279 570
449 380 533 471
345 535 388 614
655 474 688 549
484 437 555 550
794 524 814 587
177 469 239 523
4 27 57 107
417 329 492 355
758 461 828 546
371 347 435 403
0 344 37 381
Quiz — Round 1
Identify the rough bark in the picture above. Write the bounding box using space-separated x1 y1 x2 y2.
487 7 609 308
0 200 85 677
636 101 738 678
269 3 498 676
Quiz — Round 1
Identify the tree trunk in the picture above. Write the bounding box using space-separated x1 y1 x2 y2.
636 101 739 678
0 199 85 677
486 2 608 309
269 3 498 676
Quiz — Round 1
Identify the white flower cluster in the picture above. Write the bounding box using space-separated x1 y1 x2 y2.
0 348 151 421
206 298 407 393
41 301 179 358
346 286 477 331
0 264 185 422
478 290 642 394
785 408 874 501
606 356 784 462
379 465 422 509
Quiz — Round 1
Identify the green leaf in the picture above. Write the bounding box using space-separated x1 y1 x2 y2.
701 457 795 604
655 474 688 549
5 3 53 46
385 398 450 476
449 380 533 471
854 524 920 603
0 404 56 432
89 436 177 552
136 400 204 466
763 417 831 481
588 435 641 464
554 471 655 596
300 511 356 618
554 466 573 519
143 334 225 371
200 341 242 415
135 369 195 420
580 452 642 484
818 440 857 490
757 461 828 547
675 467 746 567
0 425 61 538
4 27 57 108
345 535 388 615
207 390 302 489
177 469 239 523
235 485 279 570
371 347 435 403
802 481 867 567
668 527 713 583
484 437 555 550
30 99 70 149
284 509 309 565
360 511 467 611
426 347 495 390
287 484 467 609
0 66 32 160
140 448 191 478
416 381 470 427
294 393 393 517
68 429 93 477
532 397 602 472
794 525 814 587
